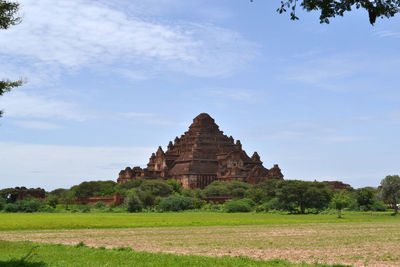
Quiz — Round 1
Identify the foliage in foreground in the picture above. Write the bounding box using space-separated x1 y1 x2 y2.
252 0 400 25
0 241 349 267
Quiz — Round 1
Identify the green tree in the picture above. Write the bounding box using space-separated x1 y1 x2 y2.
251 0 400 25
167 178 183 194
60 190 75 210
331 190 349 218
125 192 142 213
245 179 281 204
355 187 376 211
138 180 173 197
46 194 58 208
71 180 116 197
0 1 22 117
379 175 400 214
277 180 333 213
157 195 192 212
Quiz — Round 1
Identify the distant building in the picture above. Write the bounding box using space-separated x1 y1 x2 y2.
322 181 353 191
117 113 283 189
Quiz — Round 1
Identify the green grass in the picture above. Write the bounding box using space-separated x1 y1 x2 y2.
0 241 348 267
0 211 397 231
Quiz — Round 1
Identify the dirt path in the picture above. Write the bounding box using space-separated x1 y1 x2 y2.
1 222 399 266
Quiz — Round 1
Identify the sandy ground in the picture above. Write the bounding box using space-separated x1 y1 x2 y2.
1 222 399 266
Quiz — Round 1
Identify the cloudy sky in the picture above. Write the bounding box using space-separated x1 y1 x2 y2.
1 0 399 190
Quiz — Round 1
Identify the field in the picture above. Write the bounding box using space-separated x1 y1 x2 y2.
0 212 399 266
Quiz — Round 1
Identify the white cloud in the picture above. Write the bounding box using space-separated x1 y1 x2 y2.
373 30 400 39
203 88 256 101
283 53 400 91
0 0 257 80
0 142 154 190
0 91 92 121
13 120 61 130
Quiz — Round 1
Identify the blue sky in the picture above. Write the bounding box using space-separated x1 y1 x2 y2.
1 0 399 190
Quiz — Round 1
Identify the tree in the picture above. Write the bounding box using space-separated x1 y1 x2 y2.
355 187 376 211
71 180 117 197
379 175 400 214
331 190 349 218
125 192 142 213
245 179 281 204
60 190 75 210
138 180 173 197
0 1 22 117
251 0 400 25
277 180 333 213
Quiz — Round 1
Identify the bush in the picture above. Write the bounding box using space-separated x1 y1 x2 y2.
46 195 59 208
125 193 142 213
203 182 231 197
78 205 91 213
191 198 206 209
264 198 285 211
0 197 5 211
245 180 281 204
138 180 173 197
182 188 205 200
139 190 155 208
157 195 192 212
167 179 182 193
182 188 194 197
94 201 106 209
371 199 387 211
231 188 246 198
4 199 44 213
224 199 253 213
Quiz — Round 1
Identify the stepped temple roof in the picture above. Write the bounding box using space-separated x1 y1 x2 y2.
117 113 283 189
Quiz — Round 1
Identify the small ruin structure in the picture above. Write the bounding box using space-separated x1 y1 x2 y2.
118 113 283 188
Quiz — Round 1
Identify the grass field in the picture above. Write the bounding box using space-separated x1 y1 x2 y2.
0 212 399 266
0 211 397 230
0 241 346 267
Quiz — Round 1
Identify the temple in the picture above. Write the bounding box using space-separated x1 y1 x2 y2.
117 113 283 188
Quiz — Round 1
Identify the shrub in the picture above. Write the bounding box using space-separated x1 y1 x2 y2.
245 179 281 204
4 199 44 213
224 199 253 213
231 188 246 198
182 188 194 197
46 195 59 208
138 180 173 197
263 197 286 211
125 193 142 213
203 182 231 197
79 205 91 213
94 201 106 209
371 199 387 211
138 190 155 208
191 198 206 209
183 188 206 199
157 195 192 212
0 197 5 211
255 203 269 212
75 241 86 248
167 179 182 193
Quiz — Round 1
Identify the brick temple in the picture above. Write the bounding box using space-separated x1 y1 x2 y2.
117 113 283 188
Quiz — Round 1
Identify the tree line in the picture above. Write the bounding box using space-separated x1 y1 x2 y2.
1 175 399 216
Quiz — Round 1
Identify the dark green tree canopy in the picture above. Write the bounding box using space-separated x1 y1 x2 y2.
0 0 20 29
379 175 400 214
0 1 22 117
252 0 400 24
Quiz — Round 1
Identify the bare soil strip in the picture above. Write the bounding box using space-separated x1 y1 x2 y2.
1 222 399 266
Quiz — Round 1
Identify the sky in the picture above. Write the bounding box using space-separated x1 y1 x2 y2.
1 0 399 191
